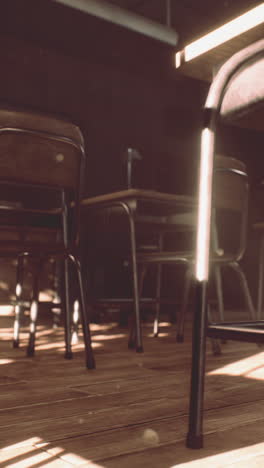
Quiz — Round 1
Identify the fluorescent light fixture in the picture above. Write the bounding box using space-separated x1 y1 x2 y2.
53 0 178 46
176 3 264 66
195 128 215 282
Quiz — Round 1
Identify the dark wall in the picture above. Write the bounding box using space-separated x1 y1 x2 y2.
0 0 208 197
0 0 263 310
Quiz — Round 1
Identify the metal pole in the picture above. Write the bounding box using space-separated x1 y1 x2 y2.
166 0 171 27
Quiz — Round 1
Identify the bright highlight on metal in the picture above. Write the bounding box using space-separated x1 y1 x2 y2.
176 3 264 67
195 128 215 282
53 0 178 45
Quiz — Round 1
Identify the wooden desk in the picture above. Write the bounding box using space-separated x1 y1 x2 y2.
82 189 195 223
82 189 196 352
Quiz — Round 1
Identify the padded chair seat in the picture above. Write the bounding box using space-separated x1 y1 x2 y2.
0 107 84 147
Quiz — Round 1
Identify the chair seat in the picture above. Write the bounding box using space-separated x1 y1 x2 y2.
0 239 70 257
137 250 192 264
137 250 236 264
208 321 264 343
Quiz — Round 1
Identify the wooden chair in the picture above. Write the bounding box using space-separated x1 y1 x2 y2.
0 106 95 369
136 155 255 348
186 39 264 449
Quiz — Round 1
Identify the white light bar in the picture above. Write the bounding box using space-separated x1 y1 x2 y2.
176 3 264 67
53 0 178 46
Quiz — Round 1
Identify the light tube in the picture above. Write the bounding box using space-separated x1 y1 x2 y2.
176 3 264 67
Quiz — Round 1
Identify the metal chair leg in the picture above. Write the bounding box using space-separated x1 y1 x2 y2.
230 261 255 319
13 255 24 348
213 264 225 322
63 258 73 360
207 303 221 356
70 255 95 369
176 266 193 343
153 263 162 337
128 210 143 353
257 235 264 320
51 259 62 329
27 259 41 357
128 264 147 349
153 234 163 338
186 280 208 449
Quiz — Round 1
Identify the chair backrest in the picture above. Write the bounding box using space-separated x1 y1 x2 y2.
195 39 264 282
213 155 248 261
214 155 247 211
0 106 86 247
220 54 264 125
0 108 84 188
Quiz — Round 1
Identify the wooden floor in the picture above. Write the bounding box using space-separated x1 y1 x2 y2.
1 311 264 467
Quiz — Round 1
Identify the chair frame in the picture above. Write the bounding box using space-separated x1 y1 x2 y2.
187 39 264 449
0 118 95 369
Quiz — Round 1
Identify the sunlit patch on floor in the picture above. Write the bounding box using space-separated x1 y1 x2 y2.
208 351 264 380
0 359 15 365
147 332 169 338
1 437 106 467
92 333 126 341
170 441 264 467
0 304 14 316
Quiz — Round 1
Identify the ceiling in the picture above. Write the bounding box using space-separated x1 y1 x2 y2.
103 0 261 47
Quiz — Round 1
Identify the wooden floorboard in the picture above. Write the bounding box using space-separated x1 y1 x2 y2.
1 313 264 466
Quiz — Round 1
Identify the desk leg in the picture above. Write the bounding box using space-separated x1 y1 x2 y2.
13 255 25 348
128 210 143 353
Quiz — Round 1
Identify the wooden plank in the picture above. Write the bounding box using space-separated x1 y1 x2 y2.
85 415 264 467
1 317 264 466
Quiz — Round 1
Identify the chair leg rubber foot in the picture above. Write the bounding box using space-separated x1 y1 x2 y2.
86 356 96 369
186 433 203 449
153 333 159 338
27 347 35 357
13 341 19 348
176 334 184 343
128 340 136 349
136 346 144 353
64 351 73 360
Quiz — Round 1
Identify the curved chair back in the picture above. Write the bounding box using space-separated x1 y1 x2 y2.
214 155 248 261
187 39 264 449
0 107 86 249
196 39 264 282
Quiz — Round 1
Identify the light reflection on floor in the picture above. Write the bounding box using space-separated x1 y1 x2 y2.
0 437 104 467
207 351 264 380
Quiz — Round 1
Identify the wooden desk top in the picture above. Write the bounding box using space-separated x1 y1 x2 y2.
82 189 195 207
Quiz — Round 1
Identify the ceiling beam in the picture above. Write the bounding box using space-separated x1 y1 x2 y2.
52 0 178 46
